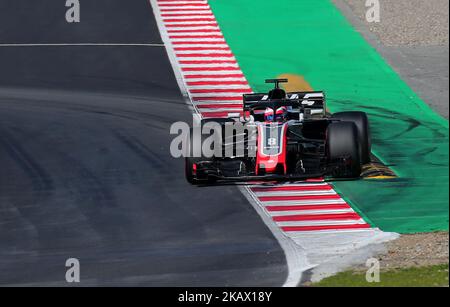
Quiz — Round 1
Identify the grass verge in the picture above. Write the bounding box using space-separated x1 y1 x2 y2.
312 264 449 287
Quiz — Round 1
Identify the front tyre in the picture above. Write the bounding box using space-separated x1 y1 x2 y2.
331 111 371 164
327 122 361 178
184 127 217 185
185 157 217 185
185 157 198 184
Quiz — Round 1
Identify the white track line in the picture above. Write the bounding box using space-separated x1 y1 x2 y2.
183 72 243 77
259 199 348 206
180 60 239 67
276 219 368 228
253 190 337 197
0 43 164 47
269 209 356 216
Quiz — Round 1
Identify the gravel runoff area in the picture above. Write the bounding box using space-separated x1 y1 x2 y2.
349 232 449 272
369 232 449 270
343 0 449 46
335 0 449 118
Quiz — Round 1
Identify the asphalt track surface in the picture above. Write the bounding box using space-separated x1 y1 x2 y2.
0 0 287 286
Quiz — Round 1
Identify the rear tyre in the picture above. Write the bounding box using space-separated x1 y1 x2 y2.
331 111 371 164
327 122 361 178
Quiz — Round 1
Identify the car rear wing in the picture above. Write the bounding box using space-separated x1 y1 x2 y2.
243 91 326 117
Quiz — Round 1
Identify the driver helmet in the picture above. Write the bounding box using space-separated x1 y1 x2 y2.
264 107 288 122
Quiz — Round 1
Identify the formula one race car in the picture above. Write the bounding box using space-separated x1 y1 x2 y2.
185 79 371 184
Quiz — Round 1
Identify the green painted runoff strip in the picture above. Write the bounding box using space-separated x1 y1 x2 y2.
209 0 449 233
